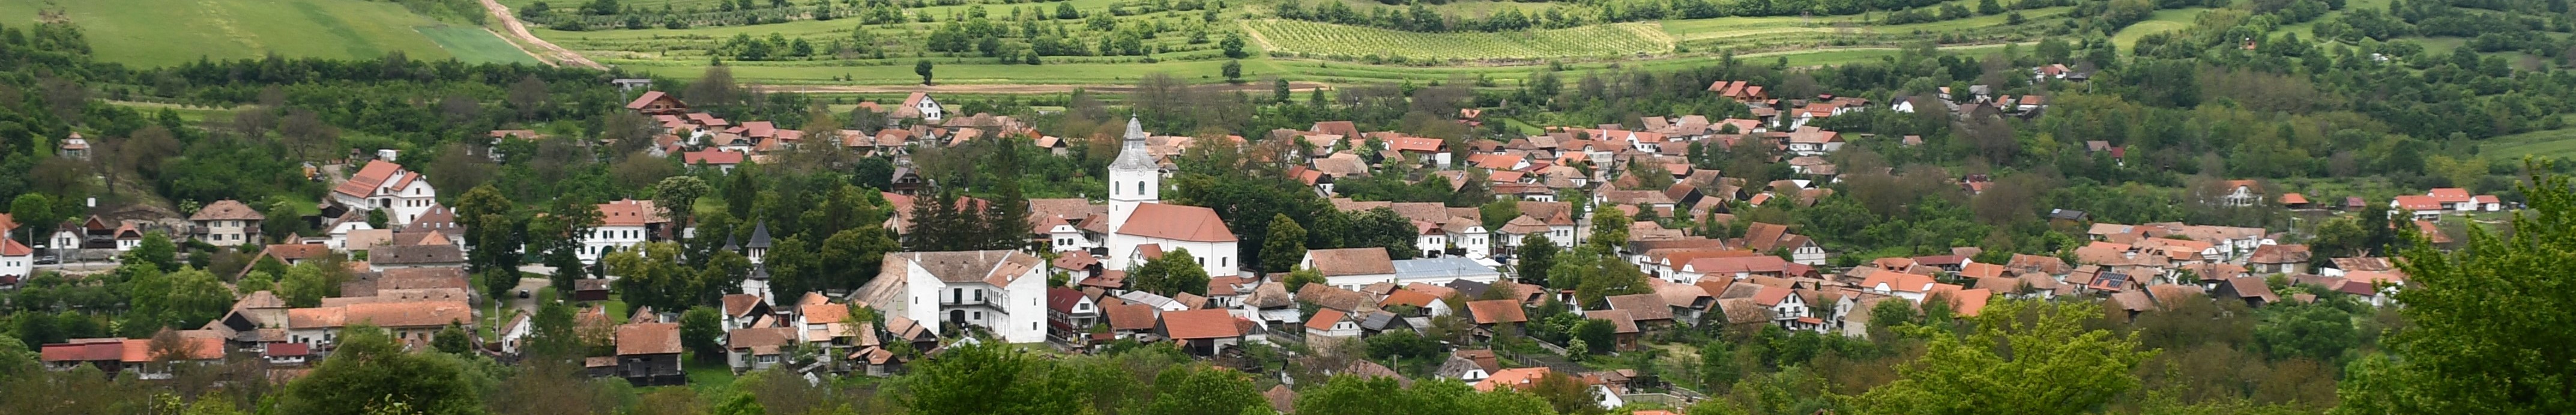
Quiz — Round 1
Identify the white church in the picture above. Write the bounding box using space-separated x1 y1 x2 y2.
1099 117 1241 278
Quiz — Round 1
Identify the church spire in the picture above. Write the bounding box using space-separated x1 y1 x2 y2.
1110 116 1155 171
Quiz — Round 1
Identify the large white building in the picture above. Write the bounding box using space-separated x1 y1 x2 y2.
582 199 660 264
1102 117 1241 277
330 161 438 226
854 250 1049 344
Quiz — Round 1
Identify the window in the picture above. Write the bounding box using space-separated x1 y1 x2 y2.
973 289 984 302
1136 182 1145 195
972 312 983 320
952 288 962 303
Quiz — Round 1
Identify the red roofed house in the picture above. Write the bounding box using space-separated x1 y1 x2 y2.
2390 195 2445 220
1 238 31 283
615 323 686 386
624 91 688 115
681 149 747 173
582 199 663 264
330 160 438 226
1156 309 1245 356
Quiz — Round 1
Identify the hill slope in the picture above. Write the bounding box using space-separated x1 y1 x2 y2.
0 0 536 67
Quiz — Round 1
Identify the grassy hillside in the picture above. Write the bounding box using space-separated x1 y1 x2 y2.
1247 20 1672 61
0 0 535 67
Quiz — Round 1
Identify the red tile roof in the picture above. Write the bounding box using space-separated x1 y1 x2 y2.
1159 309 1242 339
617 323 683 356
1117 204 1236 242
1306 248 1395 276
333 161 403 198
1305 309 1348 332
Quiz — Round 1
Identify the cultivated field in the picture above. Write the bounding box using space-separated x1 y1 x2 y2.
1245 20 1673 61
0 0 534 67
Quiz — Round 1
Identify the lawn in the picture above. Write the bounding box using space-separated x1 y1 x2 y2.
2481 125 2576 162
683 354 738 395
0 0 520 68
417 25 544 65
2114 8 2205 51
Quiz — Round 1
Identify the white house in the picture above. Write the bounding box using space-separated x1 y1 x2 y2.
283 301 474 351
1 238 31 280
1103 118 1240 277
851 250 1050 344
582 199 659 265
899 92 946 123
330 161 438 226
189 199 265 247
1444 218 1492 259
1784 127 1844 156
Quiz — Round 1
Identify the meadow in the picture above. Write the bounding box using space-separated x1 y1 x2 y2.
0 0 535 67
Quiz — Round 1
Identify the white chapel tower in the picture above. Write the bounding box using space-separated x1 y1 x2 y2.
1107 116 1159 233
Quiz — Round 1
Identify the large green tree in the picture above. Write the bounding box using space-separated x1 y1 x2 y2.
1857 300 2153 415
1130 248 1211 297
282 325 481 415
2336 169 2576 414
1141 365 1267 415
1292 375 1553 415
653 176 712 227
1261 214 1308 273
452 184 525 280
122 266 234 336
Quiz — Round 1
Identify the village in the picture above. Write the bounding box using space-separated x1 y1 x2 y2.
0 72 2505 412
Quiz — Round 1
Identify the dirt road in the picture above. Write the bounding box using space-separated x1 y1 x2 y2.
752 81 1333 94
476 0 606 70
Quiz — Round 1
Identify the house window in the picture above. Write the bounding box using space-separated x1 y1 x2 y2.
1136 182 1145 195
972 312 982 320
973 289 984 302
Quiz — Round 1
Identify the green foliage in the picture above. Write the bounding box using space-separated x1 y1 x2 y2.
1572 318 1615 355
433 322 472 354
1292 375 1552 415
653 176 713 226
454 184 526 280
1141 365 1267 415
1515 234 1557 283
1283 268 1326 293
681 306 725 361
1261 214 1308 273
283 326 481 415
1131 248 1212 297
2338 168 2576 413
2252 303 2359 365
121 265 233 336
899 341 1084 415
1859 300 2152 414
128 232 179 273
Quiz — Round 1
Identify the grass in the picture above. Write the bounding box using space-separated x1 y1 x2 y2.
2114 8 2203 50
2481 126 2576 162
417 25 544 65
0 0 529 67
1247 19 1672 61
683 354 738 395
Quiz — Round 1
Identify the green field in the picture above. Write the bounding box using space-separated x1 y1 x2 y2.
0 0 534 67
2114 8 2203 50
2482 126 2576 162
1247 20 1671 61
417 25 546 65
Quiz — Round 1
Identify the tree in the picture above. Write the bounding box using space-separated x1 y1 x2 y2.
916 59 936 85
1130 248 1212 297
454 185 523 277
1857 300 2152 414
2251 303 2357 365
1293 375 1554 415
279 260 347 307
1261 214 1308 273
1530 371 1604 414
1222 60 1243 83
526 300 583 362
608 242 698 314
653 176 712 227
681 307 724 361
1572 318 1615 355
433 322 472 354
902 341 1084 415
686 66 743 106
129 232 179 272
1219 32 1248 58
1141 365 1267 415
2337 169 2576 413
820 226 900 289
125 267 234 335
282 325 481 415
508 75 550 120
1284 267 1326 292
1516 234 1557 283
1699 341 1742 392
766 235 822 298
8 193 52 246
